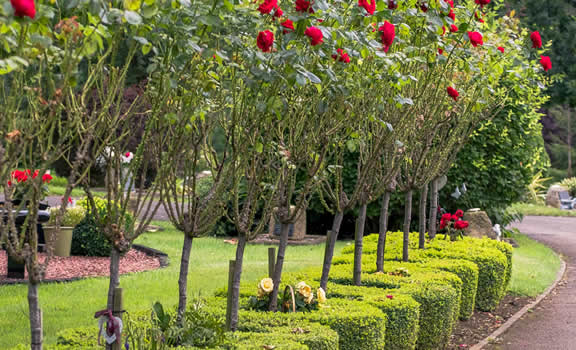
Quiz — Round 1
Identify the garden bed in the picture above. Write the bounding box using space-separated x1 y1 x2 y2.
0 246 165 284
448 294 533 349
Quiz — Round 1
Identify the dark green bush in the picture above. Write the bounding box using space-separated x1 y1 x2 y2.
325 283 420 350
71 215 112 257
233 298 386 350
401 282 459 350
237 323 338 350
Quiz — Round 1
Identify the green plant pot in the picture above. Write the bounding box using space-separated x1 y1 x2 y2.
44 226 74 257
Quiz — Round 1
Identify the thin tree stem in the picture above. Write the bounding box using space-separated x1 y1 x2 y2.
376 191 391 272
403 190 413 262
353 203 368 286
320 211 344 291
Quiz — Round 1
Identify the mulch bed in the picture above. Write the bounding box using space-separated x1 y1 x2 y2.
448 294 534 349
0 249 161 284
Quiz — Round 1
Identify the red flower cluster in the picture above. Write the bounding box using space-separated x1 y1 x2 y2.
10 169 52 184
305 26 323 46
358 0 376 15
447 9 455 21
446 0 454 7
474 0 490 7
295 0 313 13
447 86 459 101
497 46 505 53
257 30 274 52
379 21 395 53
450 24 458 33
540 56 552 71
10 0 35 19
439 209 468 230
281 19 294 33
332 48 350 63
468 31 484 47
258 0 277 14
530 31 542 48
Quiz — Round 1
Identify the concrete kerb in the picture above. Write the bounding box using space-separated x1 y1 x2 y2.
470 255 567 350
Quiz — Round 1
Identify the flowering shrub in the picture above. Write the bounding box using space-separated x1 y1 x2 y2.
7 169 53 201
248 278 326 312
439 210 469 241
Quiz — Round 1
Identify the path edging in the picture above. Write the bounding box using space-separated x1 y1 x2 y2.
470 256 567 350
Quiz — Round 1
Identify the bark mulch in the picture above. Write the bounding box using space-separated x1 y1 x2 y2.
0 249 161 284
448 294 534 349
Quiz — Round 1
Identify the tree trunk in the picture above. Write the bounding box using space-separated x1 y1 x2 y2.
269 222 290 311
428 179 439 239
229 234 247 331
177 234 194 322
107 248 121 310
403 190 413 262
376 191 391 272
320 211 344 291
28 281 42 350
568 106 573 177
419 184 429 249
353 203 368 286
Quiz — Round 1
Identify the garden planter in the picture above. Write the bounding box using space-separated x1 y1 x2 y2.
44 226 74 257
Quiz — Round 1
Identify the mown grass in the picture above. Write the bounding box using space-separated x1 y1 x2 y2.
510 202 576 217
0 221 347 348
508 232 562 297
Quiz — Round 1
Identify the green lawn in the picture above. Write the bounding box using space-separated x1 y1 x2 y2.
508 232 563 297
0 221 347 349
510 202 576 217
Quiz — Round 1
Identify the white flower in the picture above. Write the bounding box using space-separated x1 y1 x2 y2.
121 151 134 164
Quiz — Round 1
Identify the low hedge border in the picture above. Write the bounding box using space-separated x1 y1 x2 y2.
343 232 510 312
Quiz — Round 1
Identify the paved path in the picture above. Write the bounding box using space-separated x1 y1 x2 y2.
485 216 576 350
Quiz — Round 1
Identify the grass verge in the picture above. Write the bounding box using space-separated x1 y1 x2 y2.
509 203 576 217
0 221 346 348
508 232 562 297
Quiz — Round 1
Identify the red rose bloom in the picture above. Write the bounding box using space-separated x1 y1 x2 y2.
10 0 35 19
530 31 542 48
441 213 453 222
455 209 464 218
388 0 397 9
379 21 395 53
42 173 53 184
442 26 446 36
540 56 552 72
447 9 455 21
447 86 459 101
468 31 484 47
446 0 454 7
438 48 444 55
258 0 277 14
332 48 351 63
281 19 295 33
386 295 394 299
295 0 313 13
305 26 323 46
257 30 274 52
274 7 283 17
454 220 469 230
358 0 376 15
474 0 490 7
497 46 505 53
420 3 428 12
450 24 458 33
